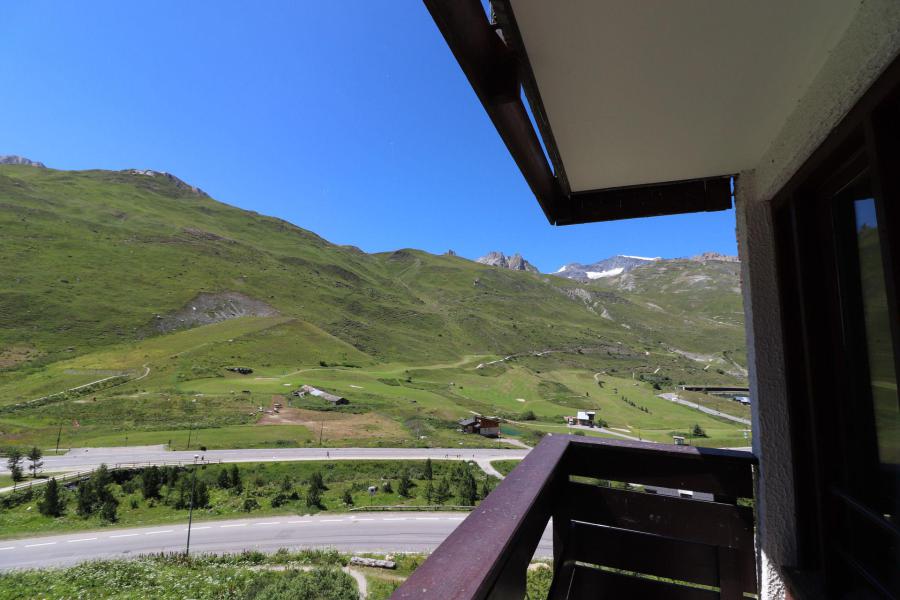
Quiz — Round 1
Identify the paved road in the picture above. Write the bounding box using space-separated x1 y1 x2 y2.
0 512 553 570
658 393 752 426
0 446 530 477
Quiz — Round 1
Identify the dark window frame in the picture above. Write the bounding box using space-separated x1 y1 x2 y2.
773 56 900 598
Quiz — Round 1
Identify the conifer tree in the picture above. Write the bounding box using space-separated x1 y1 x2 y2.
38 478 64 517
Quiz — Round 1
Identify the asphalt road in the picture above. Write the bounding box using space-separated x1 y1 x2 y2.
0 446 530 476
658 393 752 426
0 512 553 570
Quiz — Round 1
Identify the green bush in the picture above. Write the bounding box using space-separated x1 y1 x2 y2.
244 567 357 600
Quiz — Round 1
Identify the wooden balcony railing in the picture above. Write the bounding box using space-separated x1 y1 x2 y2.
393 435 757 600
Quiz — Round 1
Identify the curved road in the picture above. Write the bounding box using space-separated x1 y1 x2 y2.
0 512 553 571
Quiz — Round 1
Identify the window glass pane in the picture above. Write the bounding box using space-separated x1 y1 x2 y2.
853 198 899 468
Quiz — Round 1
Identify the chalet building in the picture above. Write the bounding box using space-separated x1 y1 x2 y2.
458 417 478 434
477 416 500 437
575 411 595 427
397 2 900 599
459 415 502 437
292 385 348 405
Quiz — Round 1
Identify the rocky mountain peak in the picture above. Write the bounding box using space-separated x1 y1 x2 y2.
554 255 659 281
690 252 739 263
476 251 538 273
0 155 46 168
125 169 208 197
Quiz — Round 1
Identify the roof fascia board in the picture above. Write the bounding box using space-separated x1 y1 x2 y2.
424 0 564 224
491 0 572 198
558 177 734 225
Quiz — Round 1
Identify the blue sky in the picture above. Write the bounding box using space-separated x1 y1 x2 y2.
0 1 737 272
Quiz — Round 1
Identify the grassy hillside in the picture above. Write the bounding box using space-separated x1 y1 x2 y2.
0 165 750 449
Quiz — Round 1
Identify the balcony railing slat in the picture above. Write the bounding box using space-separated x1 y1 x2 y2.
562 481 755 551
562 520 720 587
563 437 756 498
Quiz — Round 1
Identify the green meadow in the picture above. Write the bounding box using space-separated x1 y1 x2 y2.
0 165 750 453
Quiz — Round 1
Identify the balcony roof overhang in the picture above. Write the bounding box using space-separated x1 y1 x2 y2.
424 0 860 225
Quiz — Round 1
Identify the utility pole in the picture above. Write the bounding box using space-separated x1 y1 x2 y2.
55 421 63 454
185 454 199 556
186 422 193 450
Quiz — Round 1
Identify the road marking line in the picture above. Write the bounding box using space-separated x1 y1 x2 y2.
220 524 247 528
354 518 374 521
25 542 55 547
321 519 343 522
0 547 15 551
288 520 310 524
145 530 174 535
446 517 465 521
67 537 98 543
384 518 407 521
415 517 439 521
109 533 139 538
190 526 211 531
257 522 278 525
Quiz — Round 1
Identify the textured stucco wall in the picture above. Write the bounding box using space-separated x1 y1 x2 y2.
736 173 795 600
738 1 900 598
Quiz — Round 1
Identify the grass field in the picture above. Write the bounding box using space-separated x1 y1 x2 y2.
0 549 553 600
0 550 358 600
0 319 750 451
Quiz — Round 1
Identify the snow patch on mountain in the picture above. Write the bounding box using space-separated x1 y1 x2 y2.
585 267 624 279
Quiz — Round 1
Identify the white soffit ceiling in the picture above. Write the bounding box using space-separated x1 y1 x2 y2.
508 0 861 191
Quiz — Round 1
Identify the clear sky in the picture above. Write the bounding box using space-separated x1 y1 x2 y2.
0 1 737 273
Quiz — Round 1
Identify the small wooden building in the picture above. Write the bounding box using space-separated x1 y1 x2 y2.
293 384 348 405
458 415 501 437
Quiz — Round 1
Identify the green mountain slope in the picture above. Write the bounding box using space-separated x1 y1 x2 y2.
0 165 750 449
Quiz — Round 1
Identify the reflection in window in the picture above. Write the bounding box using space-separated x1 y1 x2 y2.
853 198 899 468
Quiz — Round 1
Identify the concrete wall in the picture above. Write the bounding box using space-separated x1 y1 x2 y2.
736 1 900 597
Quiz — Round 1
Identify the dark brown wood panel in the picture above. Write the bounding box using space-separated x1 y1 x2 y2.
565 565 720 600
562 482 756 551
563 437 756 498
557 177 733 225
563 520 719 587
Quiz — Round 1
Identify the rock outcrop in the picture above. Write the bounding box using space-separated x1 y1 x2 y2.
125 169 208 197
476 251 539 273
0 155 46 168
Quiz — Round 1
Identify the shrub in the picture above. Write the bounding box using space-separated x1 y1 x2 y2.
306 486 322 508
434 478 450 504
308 471 326 492
243 497 260 512
230 464 243 493
141 466 162 499
397 472 412 498
100 497 118 523
217 468 232 489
